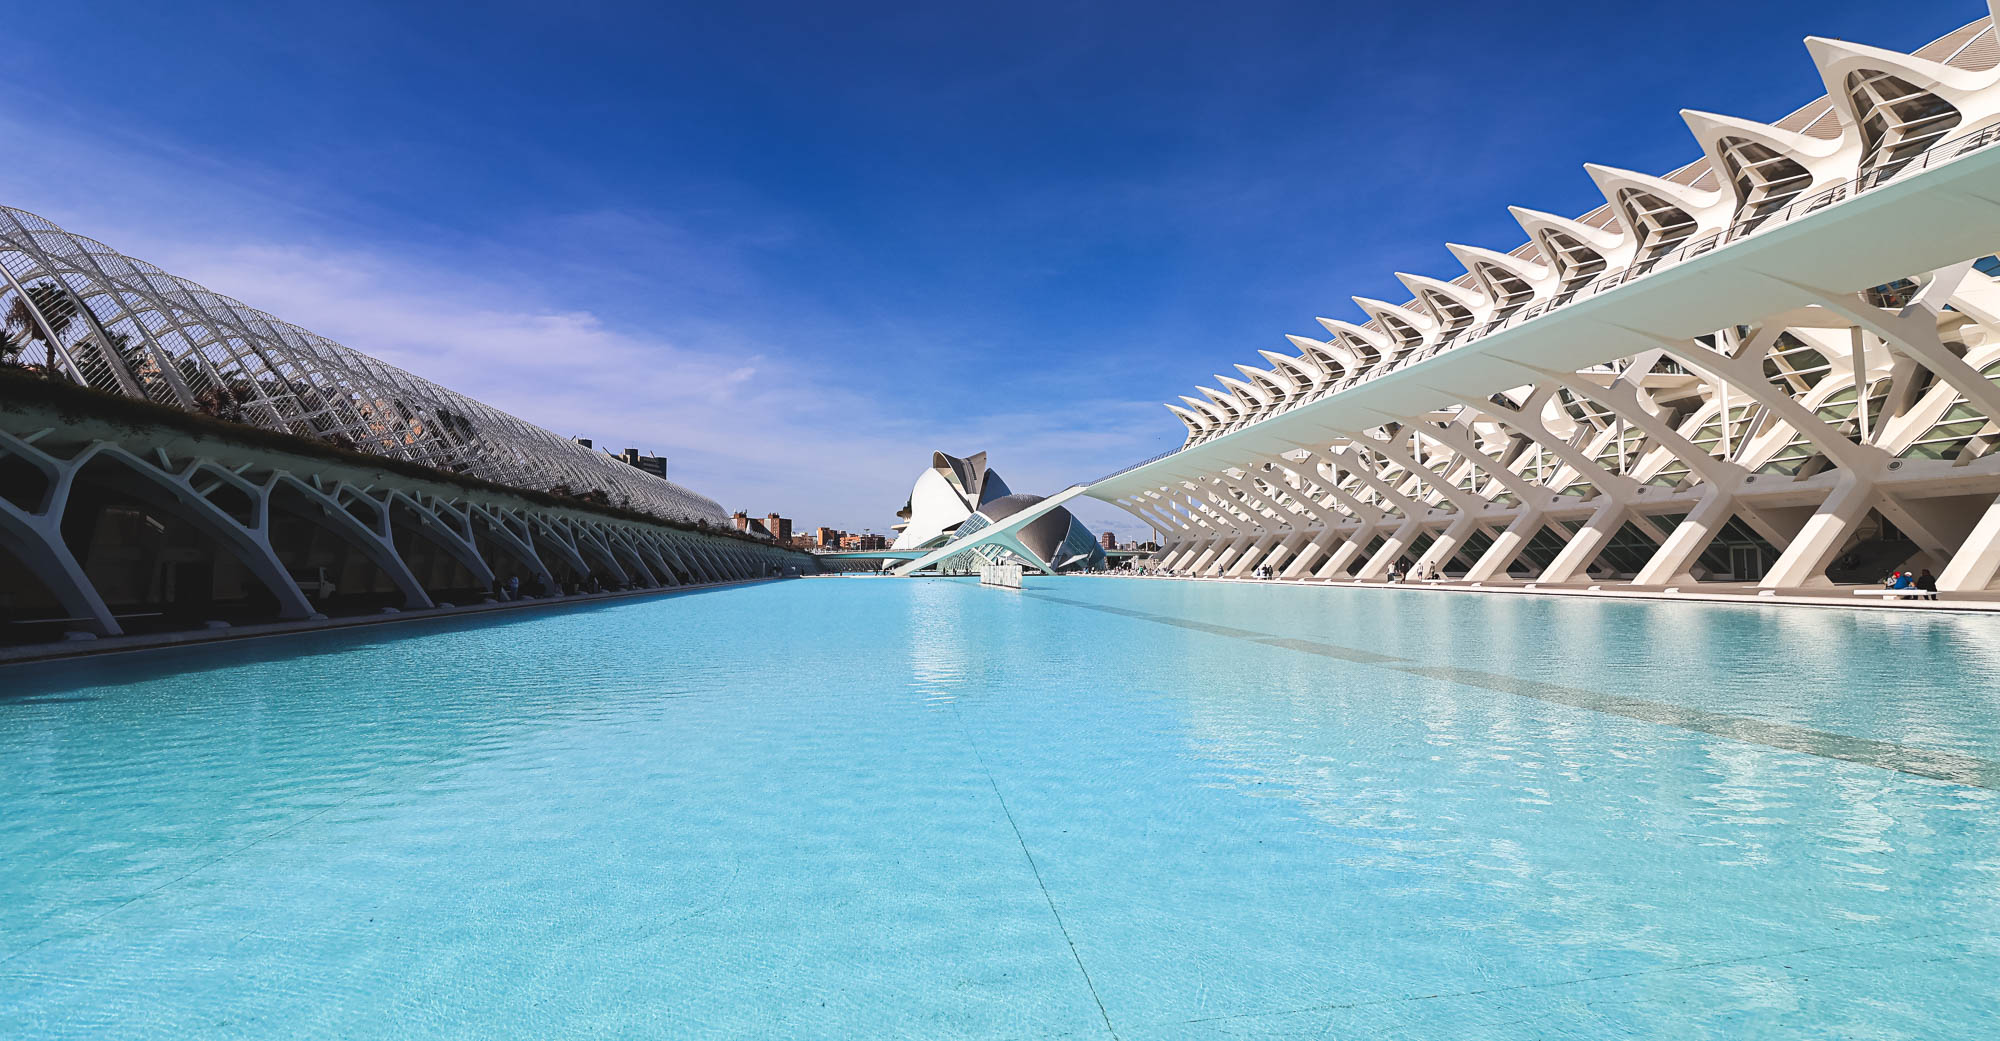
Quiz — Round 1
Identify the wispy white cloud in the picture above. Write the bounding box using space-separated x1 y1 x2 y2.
0 101 1167 536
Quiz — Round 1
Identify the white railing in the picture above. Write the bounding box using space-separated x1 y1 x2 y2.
978 563 1024 588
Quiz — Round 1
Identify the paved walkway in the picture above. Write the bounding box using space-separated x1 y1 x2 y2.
1093 572 2000 614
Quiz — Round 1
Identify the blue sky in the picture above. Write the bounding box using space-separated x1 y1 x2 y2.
0 1 1965 535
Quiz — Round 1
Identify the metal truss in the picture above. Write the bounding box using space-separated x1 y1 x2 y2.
0 208 728 527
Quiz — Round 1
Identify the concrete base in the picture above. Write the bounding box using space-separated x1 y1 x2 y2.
0 576 785 667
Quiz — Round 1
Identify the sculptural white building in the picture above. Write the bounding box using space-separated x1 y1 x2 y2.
1086 9 2000 596
892 452 1104 573
891 451 1015 549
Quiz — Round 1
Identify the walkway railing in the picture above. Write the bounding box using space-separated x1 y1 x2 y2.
1122 120 2000 473
1088 446 1184 486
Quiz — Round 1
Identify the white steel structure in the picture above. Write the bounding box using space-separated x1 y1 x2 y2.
0 212 807 645
1089 11 2000 596
0 207 727 526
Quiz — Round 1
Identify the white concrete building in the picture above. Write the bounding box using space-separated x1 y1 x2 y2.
1089 10 2000 596
891 451 1105 573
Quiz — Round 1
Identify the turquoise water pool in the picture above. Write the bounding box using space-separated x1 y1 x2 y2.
4 577 1999 1039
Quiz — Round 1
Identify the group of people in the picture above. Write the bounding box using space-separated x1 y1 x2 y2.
490 572 618 602
1884 568 1940 600
1386 561 1436 583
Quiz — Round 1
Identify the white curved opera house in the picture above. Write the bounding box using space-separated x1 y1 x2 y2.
893 451 1105 573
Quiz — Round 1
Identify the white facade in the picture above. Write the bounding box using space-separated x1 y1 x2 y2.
888 453 1105 573
893 464 990 549
1091 11 2000 595
891 451 1013 550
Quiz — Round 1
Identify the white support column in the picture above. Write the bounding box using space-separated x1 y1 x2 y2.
1633 486 1737 586
1536 500 1627 585
1413 513 1480 576
1464 508 1545 583
1180 537 1220 574
1540 367 1785 549
1294 446 1419 580
1257 531 1310 575
1357 515 1427 580
0 498 121 637
1225 534 1279 576
1280 528 1341 578
1205 535 1255 576
1759 473 1876 589
1938 492 2000 592
1309 520 1379 579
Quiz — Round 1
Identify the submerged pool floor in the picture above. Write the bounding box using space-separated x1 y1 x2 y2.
4 577 1999 1039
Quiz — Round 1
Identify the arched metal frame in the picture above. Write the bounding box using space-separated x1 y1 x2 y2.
0 208 729 528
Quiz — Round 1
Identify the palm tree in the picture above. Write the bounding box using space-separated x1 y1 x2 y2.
5 281 81 378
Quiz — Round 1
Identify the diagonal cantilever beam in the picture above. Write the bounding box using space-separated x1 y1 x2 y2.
892 484 1091 576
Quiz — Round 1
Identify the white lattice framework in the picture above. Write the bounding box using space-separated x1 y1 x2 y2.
1092 9 2000 595
0 207 728 526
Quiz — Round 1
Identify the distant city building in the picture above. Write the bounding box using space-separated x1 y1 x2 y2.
1100 531 1117 549
729 511 776 540
728 510 791 541
840 533 889 551
616 447 668 479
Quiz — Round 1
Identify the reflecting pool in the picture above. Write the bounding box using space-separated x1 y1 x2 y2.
5 577 1999 1039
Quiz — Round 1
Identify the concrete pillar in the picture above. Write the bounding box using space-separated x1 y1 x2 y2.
1633 488 1736 586
1938 492 2000 592
1280 528 1339 578
1206 535 1254 576
1760 474 1875 590
1356 516 1425 580
1226 534 1280 576
1258 531 1310 576
1537 501 1627 584
271 475 433 610
1312 526 1375 579
1168 538 1211 572
1186 538 1227 575
1464 509 1544 583
0 505 122 636
1413 514 1479 577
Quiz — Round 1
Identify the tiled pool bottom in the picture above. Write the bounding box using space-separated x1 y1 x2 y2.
4 579 1999 1039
